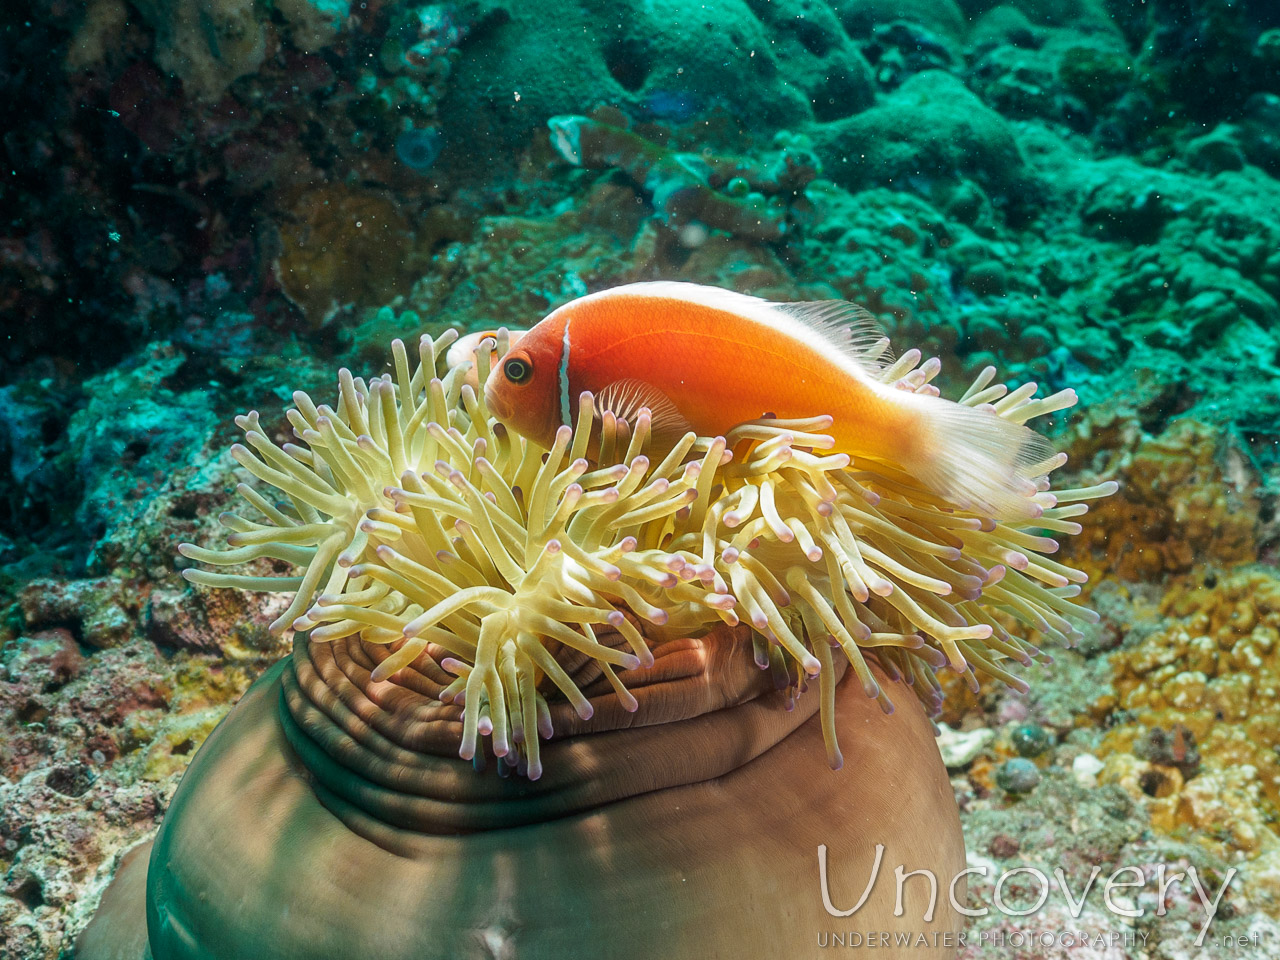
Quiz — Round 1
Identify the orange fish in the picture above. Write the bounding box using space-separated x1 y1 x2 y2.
447 329 528 394
446 328 527 371
484 282 1056 519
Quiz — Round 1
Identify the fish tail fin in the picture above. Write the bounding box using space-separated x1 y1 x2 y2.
904 396 1058 521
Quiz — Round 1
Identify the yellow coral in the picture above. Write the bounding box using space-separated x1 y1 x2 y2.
1100 570 1280 867
1067 419 1258 582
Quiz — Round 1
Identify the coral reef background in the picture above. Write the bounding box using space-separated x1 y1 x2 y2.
1 0 1278 957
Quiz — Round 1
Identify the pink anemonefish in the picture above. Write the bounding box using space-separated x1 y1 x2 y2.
447 329 528 395
446 329 528 372
484 282 1059 520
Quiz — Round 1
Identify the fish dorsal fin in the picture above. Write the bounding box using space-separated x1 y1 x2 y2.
593 282 894 378
595 378 692 436
772 300 896 376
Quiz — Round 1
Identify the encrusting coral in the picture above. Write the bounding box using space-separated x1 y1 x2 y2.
180 324 1111 779
1096 569 1280 895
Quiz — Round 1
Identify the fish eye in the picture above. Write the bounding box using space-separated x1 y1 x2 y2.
504 357 532 384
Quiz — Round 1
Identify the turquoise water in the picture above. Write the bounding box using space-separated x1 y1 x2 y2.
2 1 1278 958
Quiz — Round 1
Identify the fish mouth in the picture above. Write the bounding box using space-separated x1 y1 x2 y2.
485 386 513 422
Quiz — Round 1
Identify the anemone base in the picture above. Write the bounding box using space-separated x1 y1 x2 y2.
82 648 966 960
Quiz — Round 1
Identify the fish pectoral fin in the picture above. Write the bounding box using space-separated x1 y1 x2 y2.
594 378 692 437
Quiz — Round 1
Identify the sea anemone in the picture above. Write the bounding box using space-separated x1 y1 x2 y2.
179 328 1111 779
79 319 1114 960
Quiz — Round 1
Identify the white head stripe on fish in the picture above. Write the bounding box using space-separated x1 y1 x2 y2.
559 316 573 426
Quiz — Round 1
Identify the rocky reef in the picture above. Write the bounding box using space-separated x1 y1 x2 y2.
2 0 1279 957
